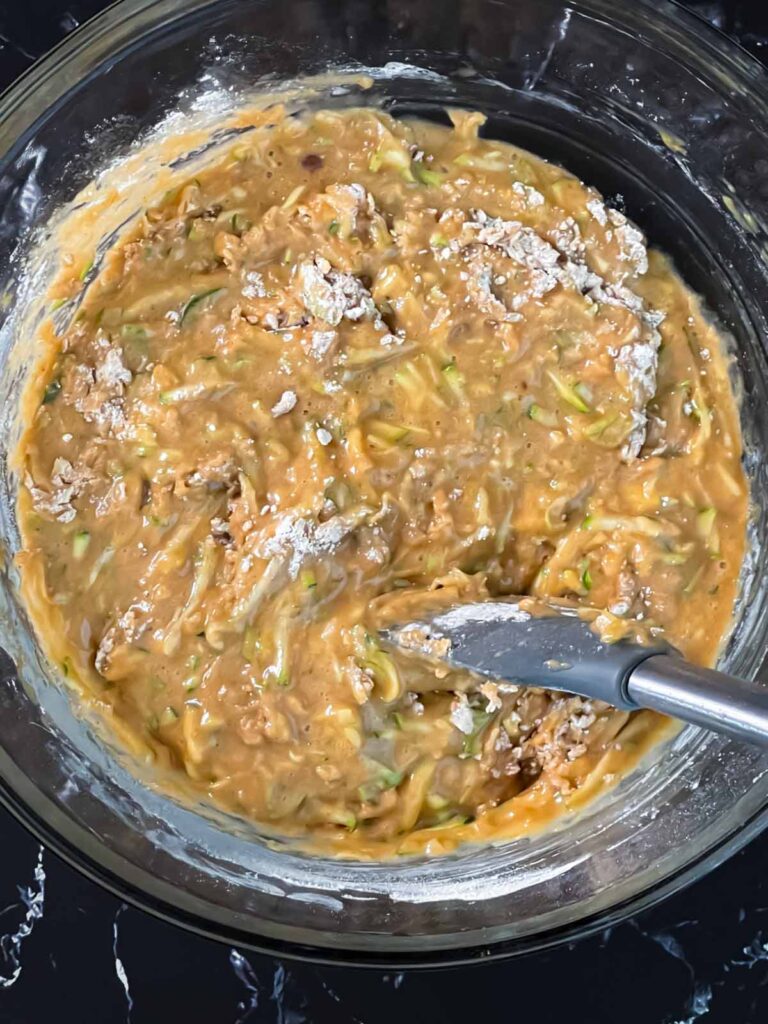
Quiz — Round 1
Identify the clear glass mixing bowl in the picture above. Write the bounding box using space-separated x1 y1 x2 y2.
1 0 768 967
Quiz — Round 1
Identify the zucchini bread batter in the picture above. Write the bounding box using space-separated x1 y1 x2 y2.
17 107 747 856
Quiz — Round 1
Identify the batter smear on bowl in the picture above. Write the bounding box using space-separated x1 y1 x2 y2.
16 107 747 856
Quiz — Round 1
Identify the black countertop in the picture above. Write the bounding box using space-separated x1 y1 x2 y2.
2 2 768 1021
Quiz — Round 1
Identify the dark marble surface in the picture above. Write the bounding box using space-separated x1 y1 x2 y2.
2 1 768 1021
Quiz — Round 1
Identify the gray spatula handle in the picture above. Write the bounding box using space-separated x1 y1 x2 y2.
628 655 768 747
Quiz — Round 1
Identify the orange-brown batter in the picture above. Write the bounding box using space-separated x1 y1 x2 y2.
16 107 747 856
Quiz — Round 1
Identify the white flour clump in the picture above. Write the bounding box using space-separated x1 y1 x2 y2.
459 201 662 459
433 602 531 631
26 457 92 524
256 506 371 580
271 390 297 417
96 345 132 390
463 258 522 322
512 181 545 207
584 198 648 276
297 257 380 327
468 211 561 305
608 208 649 276
463 210 604 309
586 197 608 226
551 217 585 261
450 693 475 735
479 681 503 713
306 329 337 361
615 341 660 459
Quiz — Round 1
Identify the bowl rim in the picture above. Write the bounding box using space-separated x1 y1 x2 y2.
1 755 767 968
2 0 768 966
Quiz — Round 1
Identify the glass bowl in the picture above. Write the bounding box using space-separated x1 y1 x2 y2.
1 0 768 967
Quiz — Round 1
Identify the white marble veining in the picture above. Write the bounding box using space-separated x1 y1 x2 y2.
674 984 713 1024
731 930 768 969
230 949 260 1023
271 963 287 1024
112 904 133 1020
525 7 572 92
0 845 45 989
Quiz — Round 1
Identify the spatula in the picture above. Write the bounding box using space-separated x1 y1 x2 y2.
380 599 768 747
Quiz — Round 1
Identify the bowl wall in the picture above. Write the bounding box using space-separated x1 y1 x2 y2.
1 0 768 965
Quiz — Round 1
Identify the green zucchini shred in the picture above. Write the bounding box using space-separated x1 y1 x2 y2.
527 403 557 427
413 162 445 187
359 765 404 803
42 378 62 405
441 358 466 398
580 559 592 591
696 507 720 555
361 636 401 703
159 705 179 726
72 530 91 560
546 369 590 412
460 710 493 758
179 287 226 325
301 569 318 590
369 143 415 182
242 626 261 663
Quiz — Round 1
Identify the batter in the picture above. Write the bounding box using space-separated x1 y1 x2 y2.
16 107 747 856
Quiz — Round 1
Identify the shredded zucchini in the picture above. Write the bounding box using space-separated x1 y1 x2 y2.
413 162 445 187
546 369 590 412
369 142 415 182
42 379 62 405
359 763 404 802
527 403 557 427
327 809 357 830
394 361 427 401
660 550 689 565
441 358 466 399
72 530 91 560
361 636 401 703
584 412 632 447
688 386 713 456
121 323 151 340
232 212 251 235
84 546 114 588
580 559 592 591
300 569 318 590
584 412 617 438
583 514 674 539
281 184 306 209
453 151 507 172
242 626 261 663
696 507 720 555
344 343 417 369
159 383 208 405
179 288 226 325
460 709 493 758
162 538 218 655
159 706 179 726
367 420 428 449
268 612 291 686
